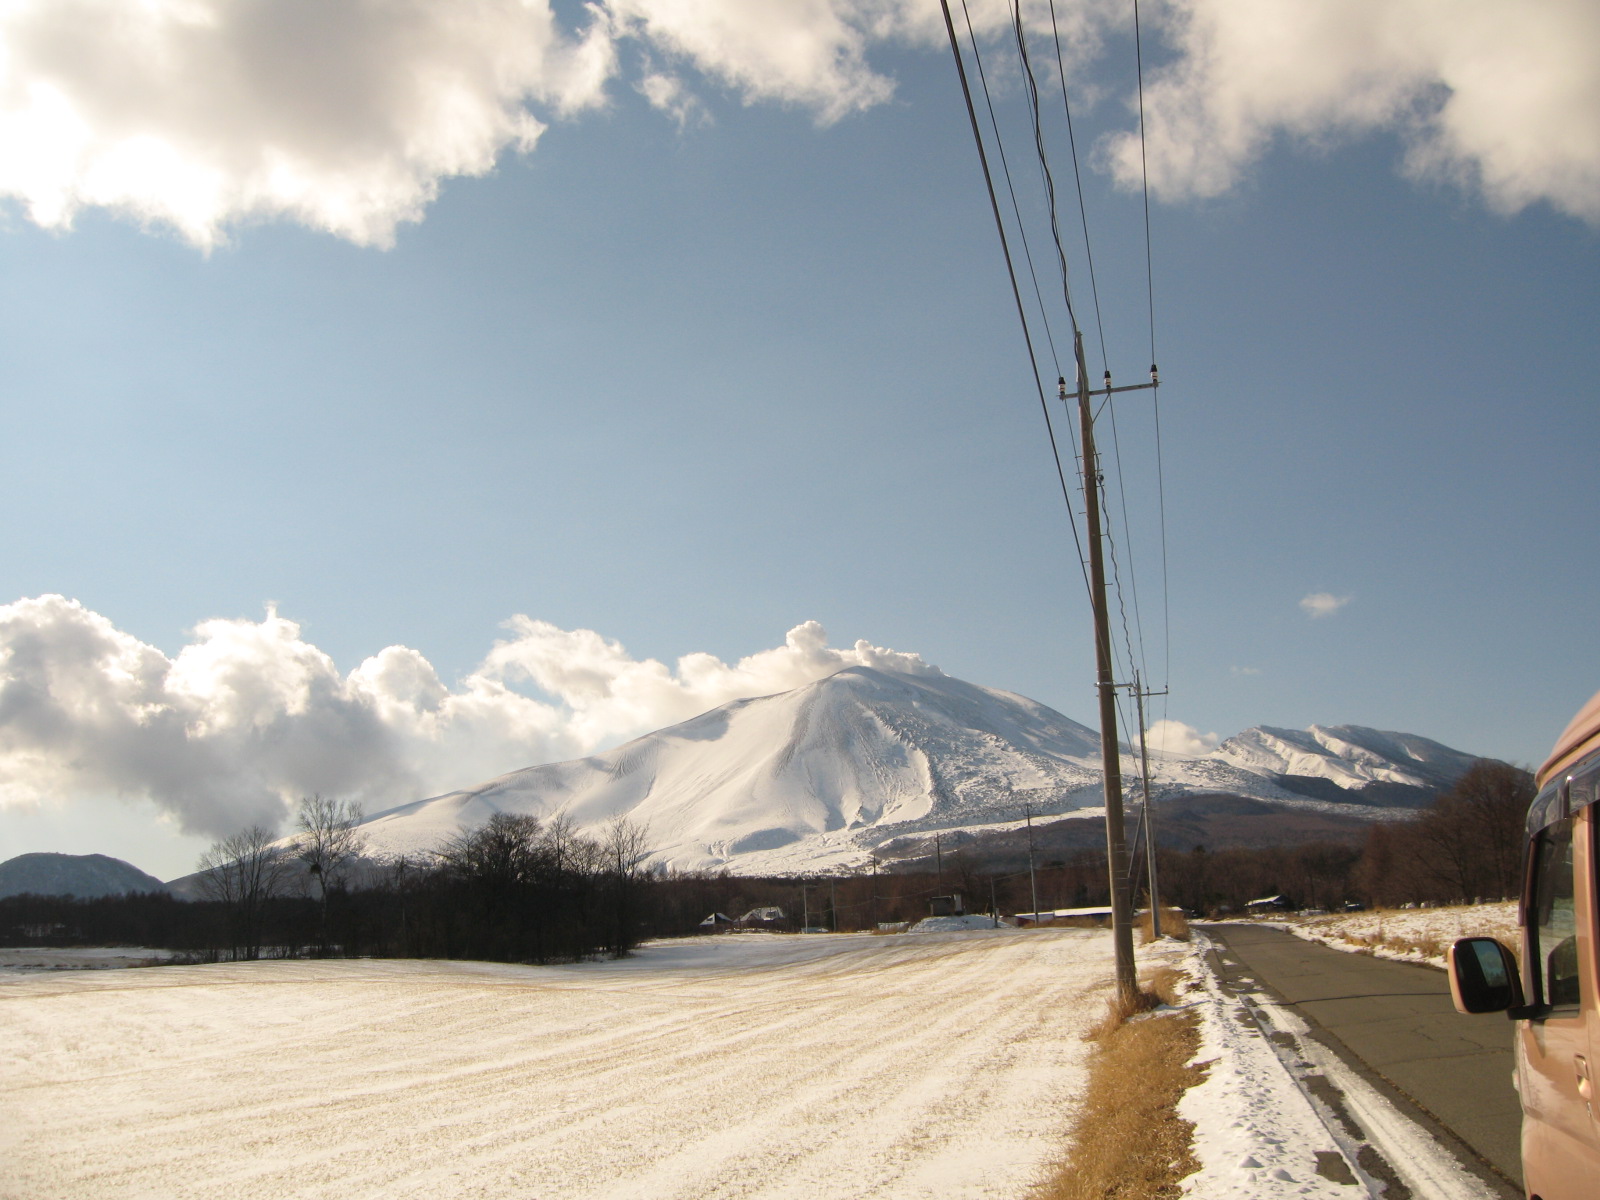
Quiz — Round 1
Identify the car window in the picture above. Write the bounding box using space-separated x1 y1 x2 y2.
1529 818 1580 1009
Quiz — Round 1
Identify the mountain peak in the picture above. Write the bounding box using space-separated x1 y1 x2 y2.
356 674 1482 876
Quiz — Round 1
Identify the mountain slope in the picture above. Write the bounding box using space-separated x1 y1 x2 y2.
357 665 1484 874
0 852 171 899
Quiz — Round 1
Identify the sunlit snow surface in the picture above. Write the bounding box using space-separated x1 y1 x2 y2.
3 929 1106 1200
1266 902 1520 969
351 667 1470 876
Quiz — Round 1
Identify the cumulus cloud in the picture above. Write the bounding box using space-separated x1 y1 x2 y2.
1102 0 1600 224
0 0 617 248
0 0 1112 247
1147 718 1219 757
0 1 1585 248
0 596 937 837
1300 592 1352 619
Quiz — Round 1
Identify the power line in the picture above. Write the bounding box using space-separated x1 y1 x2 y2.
958 0 1062 377
1042 0 1110 373
940 0 1092 600
1133 0 1172 698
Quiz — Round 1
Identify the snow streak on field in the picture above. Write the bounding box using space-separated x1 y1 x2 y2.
1 929 1108 1200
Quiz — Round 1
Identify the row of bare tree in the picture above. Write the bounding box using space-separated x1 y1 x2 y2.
193 800 652 963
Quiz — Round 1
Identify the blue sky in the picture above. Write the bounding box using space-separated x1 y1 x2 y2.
0 1 1596 879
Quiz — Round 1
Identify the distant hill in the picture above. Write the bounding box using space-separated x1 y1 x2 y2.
352 665 1486 875
0 852 171 899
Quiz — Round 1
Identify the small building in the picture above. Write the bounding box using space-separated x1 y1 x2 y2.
697 912 736 931
1245 894 1290 913
928 894 965 918
1014 906 1115 927
737 906 786 929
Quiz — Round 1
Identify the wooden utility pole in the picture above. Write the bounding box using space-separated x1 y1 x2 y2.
1024 802 1040 924
1131 671 1166 939
1070 333 1137 1001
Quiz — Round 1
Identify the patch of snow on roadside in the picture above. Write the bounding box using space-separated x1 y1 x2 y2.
1266 902 1519 969
1173 934 1365 1198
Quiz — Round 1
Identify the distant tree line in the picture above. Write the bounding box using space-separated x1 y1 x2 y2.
0 761 1538 956
0 797 656 964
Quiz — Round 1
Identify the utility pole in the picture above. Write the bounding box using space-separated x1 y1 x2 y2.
1070 332 1141 1001
1025 802 1040 924
830 877 838 932
1131 671 1167 939
870 858 879 929
934 832 944 890
801 881 810 932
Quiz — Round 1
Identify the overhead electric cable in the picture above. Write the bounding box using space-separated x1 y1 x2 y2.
1008 3 1089 354
938 0 1091 599
958 1 1062 375
1133 0 1172 699
1041 0 1110 371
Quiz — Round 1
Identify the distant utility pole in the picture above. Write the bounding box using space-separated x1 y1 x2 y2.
1025 802 1040 924
870 858 879 929
801 881 810 931
1070 332 1159 1002
1130 671 1168 939
830 877 838 932
934 832 944 890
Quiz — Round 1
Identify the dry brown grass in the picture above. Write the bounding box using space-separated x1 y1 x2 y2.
1137 908 1190 943
1036 1002 1205 1200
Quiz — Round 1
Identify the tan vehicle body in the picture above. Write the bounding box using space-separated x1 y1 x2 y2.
1451 691 1600 1198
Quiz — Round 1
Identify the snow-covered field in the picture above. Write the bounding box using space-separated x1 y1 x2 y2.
3 929 1112 1200
1 925 1505 1200
1262 902 1520 969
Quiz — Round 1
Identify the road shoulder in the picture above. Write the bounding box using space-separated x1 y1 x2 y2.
1201 924 1521 1199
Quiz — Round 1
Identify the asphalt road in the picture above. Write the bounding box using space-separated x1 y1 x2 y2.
1205 923 1523 1195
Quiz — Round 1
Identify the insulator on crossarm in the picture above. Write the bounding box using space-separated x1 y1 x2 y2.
1150 363 1160 386
1103 371 1112 391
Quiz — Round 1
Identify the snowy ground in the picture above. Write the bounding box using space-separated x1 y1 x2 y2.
1 925 1504 1200
0 947 182 975
1251 902 1520 969
3 929 1111 1200
1158 934 1499 1200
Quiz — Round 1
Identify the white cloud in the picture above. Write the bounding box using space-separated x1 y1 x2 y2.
0 0 1116 247
1101 0 1600 224
636 70 707 130
1299 592 1352 619
1146 718 1219 757
0 595 937 838
0 0 1586 248
1229 665 1261 677
0 0 617 248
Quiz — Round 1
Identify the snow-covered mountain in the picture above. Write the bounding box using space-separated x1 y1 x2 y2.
0 852 171 899
355 665 1485 874
1213 725 1476 792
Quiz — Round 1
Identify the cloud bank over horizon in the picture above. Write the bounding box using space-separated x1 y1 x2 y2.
0 0 1588 249
0 595 938 838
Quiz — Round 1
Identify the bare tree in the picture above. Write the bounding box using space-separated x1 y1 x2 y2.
197 825 290 960
601 817 652 958
1409 760 1533 902
294 795 367 955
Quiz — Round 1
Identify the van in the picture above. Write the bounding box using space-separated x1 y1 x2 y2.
1448 689 1600 1198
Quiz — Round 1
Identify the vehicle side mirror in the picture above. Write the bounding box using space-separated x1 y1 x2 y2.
1448 937 1524 1014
